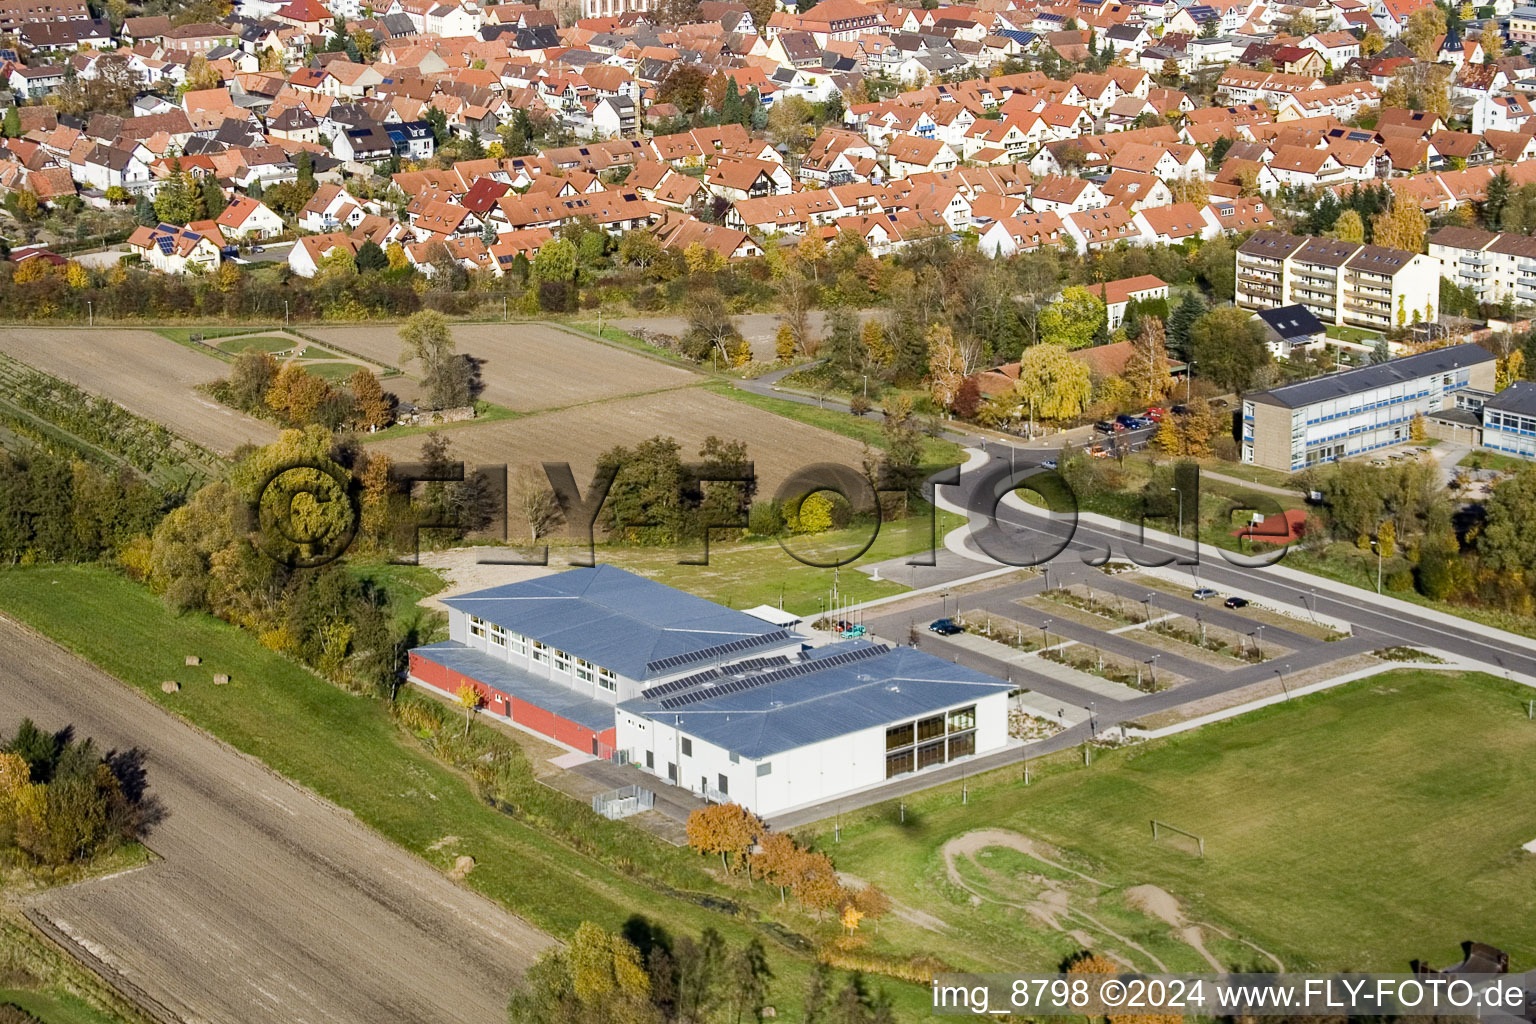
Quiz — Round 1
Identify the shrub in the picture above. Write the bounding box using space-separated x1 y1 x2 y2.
747 499 783 537
1386 568 1415 592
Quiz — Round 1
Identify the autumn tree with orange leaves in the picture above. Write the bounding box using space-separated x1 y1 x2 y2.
684 802 763 875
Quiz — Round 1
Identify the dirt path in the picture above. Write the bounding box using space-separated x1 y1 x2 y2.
941 829 1167 971
837 873 949 934
0 617 553 1024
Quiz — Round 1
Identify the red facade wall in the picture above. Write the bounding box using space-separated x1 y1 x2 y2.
410 652 614 757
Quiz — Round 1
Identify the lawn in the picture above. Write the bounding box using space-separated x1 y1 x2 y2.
1458 449 1531 474
704 381 964 464
215 336 294 355
810 669 1536 974
1325 325 1383 344
306 360 367 381
0 565 929 1017
154 326 261 344
598 510 964 615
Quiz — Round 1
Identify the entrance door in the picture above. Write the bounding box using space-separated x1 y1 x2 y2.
667 762 677 783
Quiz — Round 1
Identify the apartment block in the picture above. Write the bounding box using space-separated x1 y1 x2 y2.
1236 231 1440 332
1428 226 1536 307
1241 342 1496 470
1482 381 1536 460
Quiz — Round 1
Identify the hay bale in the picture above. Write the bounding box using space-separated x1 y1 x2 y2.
185 655 201 666
212 673 230 685
449 855 476 880
161 680 180 693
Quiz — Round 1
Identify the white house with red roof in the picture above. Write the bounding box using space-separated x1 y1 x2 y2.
216 196 285 240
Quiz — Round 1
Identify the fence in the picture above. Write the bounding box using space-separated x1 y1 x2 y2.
593 784 655 820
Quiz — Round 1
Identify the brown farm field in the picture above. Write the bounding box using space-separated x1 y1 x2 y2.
0 327 278 455
367 386 869 493
310 322 695 412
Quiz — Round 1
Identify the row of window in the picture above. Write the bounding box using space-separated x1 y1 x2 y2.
467 615 617 692
884 705 978 779
1486 410 1536 435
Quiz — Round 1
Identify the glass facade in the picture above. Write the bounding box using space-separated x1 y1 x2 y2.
885 704 979 778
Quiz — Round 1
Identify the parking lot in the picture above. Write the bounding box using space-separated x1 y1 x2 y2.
860 562 1372 733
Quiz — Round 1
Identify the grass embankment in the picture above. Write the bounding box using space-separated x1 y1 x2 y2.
704 381 964 464
803 669 1536 974
1458 449 1530 474
0 566 929 1017
0 910 154 1024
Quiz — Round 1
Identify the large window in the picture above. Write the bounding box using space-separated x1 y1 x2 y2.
488 624 506 647
575 658 594 683
553 649 571 674
681 738 693 757
509 633 527 656
597 667 617 692
468 615 485 638
884 705 979 777
531 640 548 664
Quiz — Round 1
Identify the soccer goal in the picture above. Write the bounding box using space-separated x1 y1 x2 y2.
1151 819 1205 857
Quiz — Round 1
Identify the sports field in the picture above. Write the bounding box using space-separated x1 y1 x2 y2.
814 670 1536 974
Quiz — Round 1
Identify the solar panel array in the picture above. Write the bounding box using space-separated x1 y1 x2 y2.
645 629 793 676
656 644 890 710
641 655 791 702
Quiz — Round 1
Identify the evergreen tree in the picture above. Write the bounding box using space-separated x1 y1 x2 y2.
1166 291 1205 363
1371 337 1391 364
721 79 743 126
1484 169 1512 230
133 194 156 226
355 240 388 272
2 105 19 139
200 176 227 218
464 125 485 160
296 149 315 191
823 305 862 372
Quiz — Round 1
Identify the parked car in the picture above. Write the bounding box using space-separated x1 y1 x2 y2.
1041 458 1058 470
929 618 963 636
1223 596 1249 609
1131 417 1154 429
1089 445 1111 458
251 245 265 254
1170 404 1189 416
1094 420 1116 434
1114 414 1137 430
1192 587 1219 600
1145 407 1165 422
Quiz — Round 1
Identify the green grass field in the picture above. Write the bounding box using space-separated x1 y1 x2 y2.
215 336 293 355
810 669 1536 974
705 381 964 464
597 511 963 615
0 565 929 1017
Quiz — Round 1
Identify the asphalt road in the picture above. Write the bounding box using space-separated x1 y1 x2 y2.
0 617 553 1024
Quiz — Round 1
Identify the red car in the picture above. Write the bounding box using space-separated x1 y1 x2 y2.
1145 407 1165 422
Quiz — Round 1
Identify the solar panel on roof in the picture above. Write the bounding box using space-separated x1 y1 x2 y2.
644 629 792 675
655 644 889 710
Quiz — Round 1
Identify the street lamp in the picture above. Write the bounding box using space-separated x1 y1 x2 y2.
1253 624 1265 659
1275 665 1289 699
1088 700 1097 738
1371 539 1383 594
1040 619 1052 649
284 299 289 327
86 300 92 327
1147 655 1159 688
1169 485 1182 538
1142 594 1153 623
861 374 868 397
